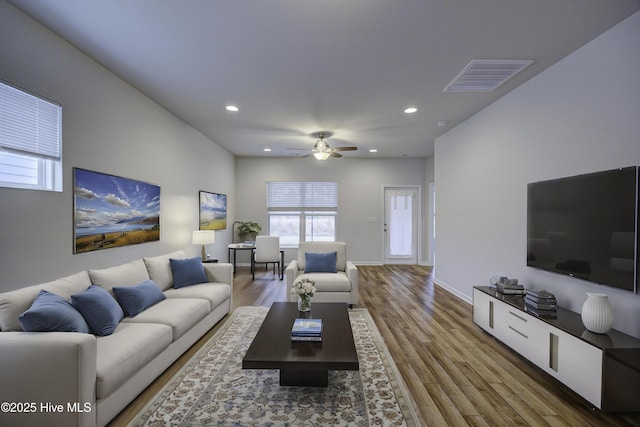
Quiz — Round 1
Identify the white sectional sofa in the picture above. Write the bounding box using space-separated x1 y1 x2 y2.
0 250 232 427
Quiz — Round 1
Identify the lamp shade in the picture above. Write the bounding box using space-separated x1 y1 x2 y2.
192 230 215 245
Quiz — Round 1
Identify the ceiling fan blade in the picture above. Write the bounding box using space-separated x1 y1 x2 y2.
332 146 358 151
330 152 343 158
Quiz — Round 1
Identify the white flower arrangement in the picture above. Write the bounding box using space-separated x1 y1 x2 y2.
291 278 316 298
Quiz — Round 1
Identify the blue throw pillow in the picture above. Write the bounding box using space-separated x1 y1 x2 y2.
71 285 124 336
19 290 90 333
170 257 208 288
113 279 166 317
305 251 338 273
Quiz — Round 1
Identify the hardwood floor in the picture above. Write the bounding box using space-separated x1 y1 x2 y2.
109 265 640 426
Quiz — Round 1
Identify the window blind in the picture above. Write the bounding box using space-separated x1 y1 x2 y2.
267 181 338 209
0 81 62 159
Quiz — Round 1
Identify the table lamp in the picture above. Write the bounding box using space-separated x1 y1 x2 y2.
192 230 215 261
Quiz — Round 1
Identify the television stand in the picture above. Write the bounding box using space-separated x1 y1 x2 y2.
473 286 640 412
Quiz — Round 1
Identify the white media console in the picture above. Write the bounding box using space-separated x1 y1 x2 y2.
473 286 640 412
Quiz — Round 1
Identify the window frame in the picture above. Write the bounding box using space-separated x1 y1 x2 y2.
0 80 62 192
266 181 338 246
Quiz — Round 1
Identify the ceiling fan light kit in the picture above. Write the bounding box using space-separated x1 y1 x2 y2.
308 132 357 160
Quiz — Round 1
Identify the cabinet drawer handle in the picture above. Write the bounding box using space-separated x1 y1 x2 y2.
508 311 528 322
508 325 528 339
489 301 494 329
549 333 559 372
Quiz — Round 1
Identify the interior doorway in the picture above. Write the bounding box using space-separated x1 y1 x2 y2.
383 186 420 264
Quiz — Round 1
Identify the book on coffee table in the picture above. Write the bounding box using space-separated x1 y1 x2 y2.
291 318 322 341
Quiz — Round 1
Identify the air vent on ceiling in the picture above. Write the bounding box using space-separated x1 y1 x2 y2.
443 59 534 92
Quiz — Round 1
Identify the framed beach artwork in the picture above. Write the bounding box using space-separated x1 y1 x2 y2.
199 191 227 230
73 168 160 253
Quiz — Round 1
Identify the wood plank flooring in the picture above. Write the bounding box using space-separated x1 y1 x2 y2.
108 265 640 426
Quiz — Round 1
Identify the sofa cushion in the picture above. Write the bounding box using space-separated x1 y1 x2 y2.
170 257 208 288
305 251 338 273
121 298 209 340
72 286 124 336
96 322 172 399
18 290 90 333
89 259 150 295
0 271 92 332
143 250 186 291
113 280 166 317
296 272 352 292
164 283 231 311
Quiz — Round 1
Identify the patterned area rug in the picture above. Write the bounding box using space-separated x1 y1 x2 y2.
129 306 419 426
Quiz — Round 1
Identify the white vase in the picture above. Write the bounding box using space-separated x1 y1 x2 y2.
581 293 614 334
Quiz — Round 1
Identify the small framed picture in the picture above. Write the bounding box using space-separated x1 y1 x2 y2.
199 191 227 230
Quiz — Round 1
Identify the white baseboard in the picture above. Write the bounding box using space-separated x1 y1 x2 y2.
434 277 472 305
352 262 433 267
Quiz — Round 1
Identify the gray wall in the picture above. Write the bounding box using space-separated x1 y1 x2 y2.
0 3 236 291
434 12 640 337
235 156 430 265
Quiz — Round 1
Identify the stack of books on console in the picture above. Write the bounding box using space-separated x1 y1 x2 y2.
495 279 526 296
525 289 557 318
291 318 323 342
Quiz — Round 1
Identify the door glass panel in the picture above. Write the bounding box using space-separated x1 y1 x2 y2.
388 192 413 256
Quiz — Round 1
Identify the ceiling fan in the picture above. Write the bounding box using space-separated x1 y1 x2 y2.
308 132 357 160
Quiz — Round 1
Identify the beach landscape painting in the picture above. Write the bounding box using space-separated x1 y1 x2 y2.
74 168 160 253
200 191 227 230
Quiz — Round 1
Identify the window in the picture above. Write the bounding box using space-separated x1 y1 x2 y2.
0 80 62 191
267 181 337 245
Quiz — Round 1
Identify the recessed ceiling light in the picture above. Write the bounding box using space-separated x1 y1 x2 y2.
404 107 418 114
225 105 239 112
263 148 271 152
369 149 378 153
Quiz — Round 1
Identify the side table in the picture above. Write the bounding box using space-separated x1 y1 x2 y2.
227 243 255 273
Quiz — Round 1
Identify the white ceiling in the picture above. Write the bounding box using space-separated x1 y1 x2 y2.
8 0 640 159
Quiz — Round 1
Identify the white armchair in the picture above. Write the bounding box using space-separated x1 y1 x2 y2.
285 241 358 306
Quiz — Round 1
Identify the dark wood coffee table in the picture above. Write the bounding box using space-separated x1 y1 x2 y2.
242 302 359 387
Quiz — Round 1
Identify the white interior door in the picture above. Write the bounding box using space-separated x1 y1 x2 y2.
384 187 418 264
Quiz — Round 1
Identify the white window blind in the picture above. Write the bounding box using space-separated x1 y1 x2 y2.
0 80 62 191
0 81 61 159
267 181 338 210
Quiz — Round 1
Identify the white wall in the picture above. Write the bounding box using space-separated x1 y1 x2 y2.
434 11 640 337
235 156 427 265
0 2 235 291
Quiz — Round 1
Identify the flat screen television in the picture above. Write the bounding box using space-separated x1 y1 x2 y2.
527 166 639 292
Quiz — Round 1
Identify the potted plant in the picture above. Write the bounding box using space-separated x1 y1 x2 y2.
236 221 262 242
